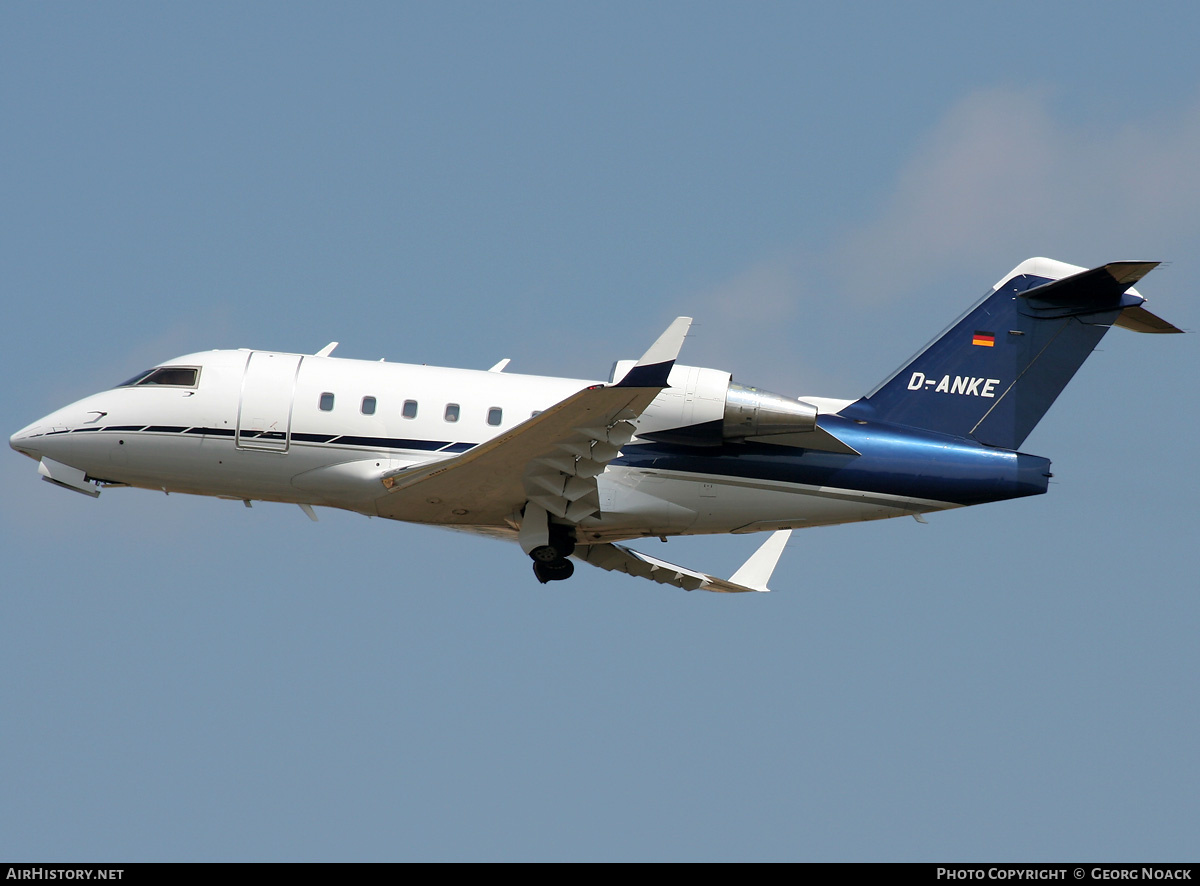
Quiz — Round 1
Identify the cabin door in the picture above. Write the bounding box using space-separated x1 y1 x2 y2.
236 351 302 452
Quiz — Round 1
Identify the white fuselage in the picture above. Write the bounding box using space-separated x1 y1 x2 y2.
12 258 1171 591
11 348 957 544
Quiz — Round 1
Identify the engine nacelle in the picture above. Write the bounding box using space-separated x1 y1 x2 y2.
610 361 819 446
723 382 818 438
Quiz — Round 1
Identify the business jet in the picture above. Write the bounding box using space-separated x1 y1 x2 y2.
10 258 1181 593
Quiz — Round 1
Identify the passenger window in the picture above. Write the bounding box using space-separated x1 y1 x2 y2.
361 396 377 415
487 407 503 426
319 392 335 411
444 403 460 423
402 400 418 419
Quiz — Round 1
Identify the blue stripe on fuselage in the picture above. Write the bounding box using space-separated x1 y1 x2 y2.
613 414 1050 506
58 421 1048 507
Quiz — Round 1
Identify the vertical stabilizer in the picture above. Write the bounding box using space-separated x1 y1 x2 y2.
839 259 1164 449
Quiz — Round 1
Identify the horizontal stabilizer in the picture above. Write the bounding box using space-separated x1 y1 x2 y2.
574 529 792 593
1115 304 1184 334
1020 261 1158 314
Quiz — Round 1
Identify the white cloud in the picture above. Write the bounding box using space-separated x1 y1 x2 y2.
669 88 1200 398
833 87 1200 302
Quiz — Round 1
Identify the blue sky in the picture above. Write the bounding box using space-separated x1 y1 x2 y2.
2 2 1197 861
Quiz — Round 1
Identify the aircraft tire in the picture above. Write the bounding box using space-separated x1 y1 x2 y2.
532 558 575 584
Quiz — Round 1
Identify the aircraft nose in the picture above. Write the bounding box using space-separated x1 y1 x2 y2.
10 421 46 458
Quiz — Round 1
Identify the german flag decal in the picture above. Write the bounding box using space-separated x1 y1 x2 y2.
972 331 995 347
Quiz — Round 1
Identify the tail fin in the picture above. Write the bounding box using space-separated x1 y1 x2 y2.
840 258 1179 449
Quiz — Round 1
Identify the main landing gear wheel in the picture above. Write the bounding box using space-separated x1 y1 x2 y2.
532 558 575 584
529 526 576 584
519 500 578 585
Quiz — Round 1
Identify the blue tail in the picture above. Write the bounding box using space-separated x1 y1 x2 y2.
839 258 1178 449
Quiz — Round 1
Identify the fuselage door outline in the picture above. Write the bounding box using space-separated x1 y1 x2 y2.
235 351 303 453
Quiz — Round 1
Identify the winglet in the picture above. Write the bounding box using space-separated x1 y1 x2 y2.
315 342 339 357
614 317 692 388
727 529 792 592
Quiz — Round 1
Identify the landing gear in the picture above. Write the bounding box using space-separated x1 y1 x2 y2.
519 500 578 585
528 524 576 585
532 557 575 584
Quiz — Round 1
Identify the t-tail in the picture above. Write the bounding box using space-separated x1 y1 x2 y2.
839 258 1181 450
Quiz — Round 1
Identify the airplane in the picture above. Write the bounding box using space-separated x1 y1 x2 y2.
9 257 1182 593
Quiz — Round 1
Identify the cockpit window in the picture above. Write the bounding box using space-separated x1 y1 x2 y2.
117 366 200 388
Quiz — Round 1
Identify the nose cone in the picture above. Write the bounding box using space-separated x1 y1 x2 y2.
11 403 85 461
12 392 111 461
10 419 46 459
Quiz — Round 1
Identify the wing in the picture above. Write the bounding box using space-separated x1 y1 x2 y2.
573 529 793 593
374 318 692 528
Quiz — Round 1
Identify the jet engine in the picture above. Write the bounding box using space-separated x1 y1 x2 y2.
722 382 818 438
610 361 819 447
